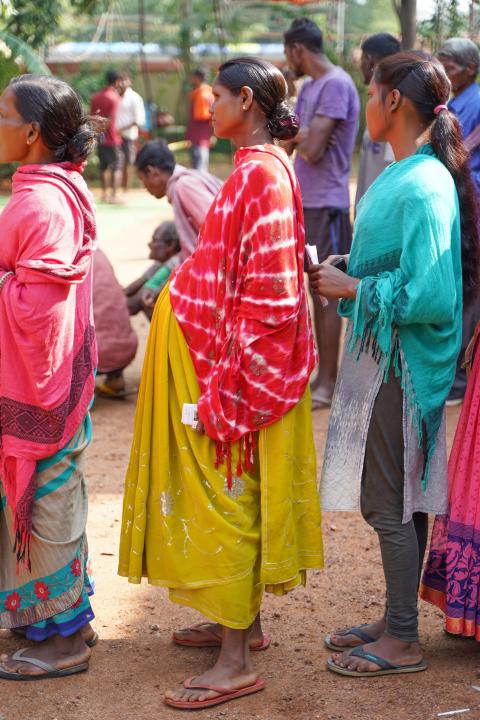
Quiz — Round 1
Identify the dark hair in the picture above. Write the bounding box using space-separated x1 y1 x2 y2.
192 67 207 82
118 71 131 82
284 18 323 54
438 37 480 74
106 69 121 86
10 74 107 164
361 33 401 60
153 221 180 252
217 56 299 141
135 140 176 174
374 52 480 304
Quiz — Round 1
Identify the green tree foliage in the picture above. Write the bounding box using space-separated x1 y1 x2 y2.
4 0 108 48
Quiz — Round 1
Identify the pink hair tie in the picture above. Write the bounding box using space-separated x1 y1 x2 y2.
434 104 448 115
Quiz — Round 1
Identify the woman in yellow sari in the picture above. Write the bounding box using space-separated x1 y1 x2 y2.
119 57 323 710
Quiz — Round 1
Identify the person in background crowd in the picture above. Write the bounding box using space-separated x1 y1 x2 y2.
93 249 138 399
119 56 323 710
438 38 480 406
135 140 222 259
90 70 123 204
186 68 214 173
117 72 146 194
0 74 103 680
283 18 360 409
355 33 400 208
125 221 181 319
420 320 480 643
312 52 479 678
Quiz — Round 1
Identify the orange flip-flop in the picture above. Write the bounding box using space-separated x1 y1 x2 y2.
164 676 266 710
172 623 271 651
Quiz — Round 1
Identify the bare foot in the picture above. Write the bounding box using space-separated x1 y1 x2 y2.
166 626 257 706
0 631 90 677
329 618 386 649
174 614 264 649
1 623 96 646
331 634 423 674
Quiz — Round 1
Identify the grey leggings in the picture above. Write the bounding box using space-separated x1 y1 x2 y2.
360 369 428 643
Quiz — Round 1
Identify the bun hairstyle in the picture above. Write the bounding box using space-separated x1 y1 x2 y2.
374 51 480 305
217 56 299 141
10 74 108 164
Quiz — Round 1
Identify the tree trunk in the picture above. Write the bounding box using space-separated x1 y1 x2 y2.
393 0 417 49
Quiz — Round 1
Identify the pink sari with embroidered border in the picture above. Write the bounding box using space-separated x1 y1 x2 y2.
421 321 480 637
0 162 97 567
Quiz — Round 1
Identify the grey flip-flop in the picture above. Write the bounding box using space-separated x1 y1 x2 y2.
326 645 428 678
324 623 376 651
0 648 89 681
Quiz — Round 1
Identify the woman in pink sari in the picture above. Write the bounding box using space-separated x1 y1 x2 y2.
421 322 480 637
0 75 103 680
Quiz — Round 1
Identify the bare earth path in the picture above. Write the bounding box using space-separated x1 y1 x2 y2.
1 190 478 720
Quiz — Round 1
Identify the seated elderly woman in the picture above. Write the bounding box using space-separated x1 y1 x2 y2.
124 221 181 320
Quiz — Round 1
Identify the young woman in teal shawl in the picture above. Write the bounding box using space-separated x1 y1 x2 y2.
309 52 480 677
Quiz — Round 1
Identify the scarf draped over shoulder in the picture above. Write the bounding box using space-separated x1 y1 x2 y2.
0 162 98 567
339 145 462 489
169 144 316 481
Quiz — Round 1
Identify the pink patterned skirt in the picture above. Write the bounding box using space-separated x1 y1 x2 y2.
420 324 480 638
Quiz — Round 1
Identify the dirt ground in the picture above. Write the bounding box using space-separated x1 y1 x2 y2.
2 190 478 720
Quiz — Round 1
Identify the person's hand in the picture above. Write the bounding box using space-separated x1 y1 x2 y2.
193 419 205 435
141 288 160 309
326 134 337 150
308 259 359 300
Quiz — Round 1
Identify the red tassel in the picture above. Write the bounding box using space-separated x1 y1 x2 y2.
236 439 243 478
226 443 233 490
215 440 224 469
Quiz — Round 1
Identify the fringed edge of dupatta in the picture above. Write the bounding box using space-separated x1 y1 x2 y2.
344 275 443 491
215 433 258 489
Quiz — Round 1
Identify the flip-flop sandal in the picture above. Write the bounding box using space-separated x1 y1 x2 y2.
310 392 332 410
324 623 376 651
8 628 99 648
326 646 428 678
85 631 99 648
164 675 266 709
95 383 137 399
0 648 89 681
172 623 271 651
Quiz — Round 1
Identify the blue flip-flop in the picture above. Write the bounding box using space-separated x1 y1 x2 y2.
324 624 376 651
326 645 428 677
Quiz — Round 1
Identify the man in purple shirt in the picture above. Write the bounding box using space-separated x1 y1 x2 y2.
284 18 360 407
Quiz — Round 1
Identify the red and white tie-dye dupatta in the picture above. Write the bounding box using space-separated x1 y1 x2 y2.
169 144 316 484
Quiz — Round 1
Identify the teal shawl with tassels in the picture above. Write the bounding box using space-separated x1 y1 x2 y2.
339 144 462 489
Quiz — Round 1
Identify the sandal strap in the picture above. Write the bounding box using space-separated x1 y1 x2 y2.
11 649 56 673
184 675 259 694
349 646 395 670
333 624 375 644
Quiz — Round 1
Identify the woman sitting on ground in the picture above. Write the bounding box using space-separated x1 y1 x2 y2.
124 221 181 320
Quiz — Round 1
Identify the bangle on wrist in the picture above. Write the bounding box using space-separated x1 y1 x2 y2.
0 271 13 293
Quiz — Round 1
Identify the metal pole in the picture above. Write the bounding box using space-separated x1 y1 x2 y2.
138 0 153 103
336 0 345 55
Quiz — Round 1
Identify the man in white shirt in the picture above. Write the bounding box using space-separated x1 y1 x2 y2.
117 72 146 193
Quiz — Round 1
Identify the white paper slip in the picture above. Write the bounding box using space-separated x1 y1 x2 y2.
305 244 328 307
181 403 199 427
305 244 319 266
